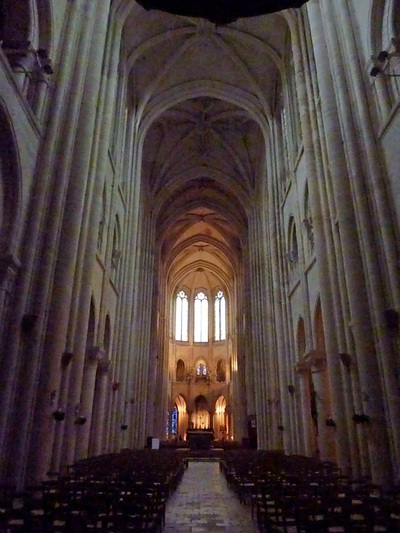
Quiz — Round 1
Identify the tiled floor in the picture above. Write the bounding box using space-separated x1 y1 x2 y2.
164 460 259 533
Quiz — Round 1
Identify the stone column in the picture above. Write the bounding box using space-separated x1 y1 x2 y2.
267 120 295 454
134 219 156 446
0 0 86 487
24 0 114 484
288 6 351 473
2 0 106 488
295 362 313 456
89 359 111 456
328 0 400 482
50 352 74 473
60 11 126 468
307 351 336 461
75 347 106 460
247 210 266 449
308 0 395 484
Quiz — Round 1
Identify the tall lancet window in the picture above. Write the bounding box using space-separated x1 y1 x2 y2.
194 291 208 342
175 290 188 341
214 291 226 341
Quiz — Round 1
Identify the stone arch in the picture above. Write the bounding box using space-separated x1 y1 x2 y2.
296 316 306 359
214 395 227 440
173 394 187 439
194 358 208 381
314 298 326 353
287 215 299 266
86 296 96 349
104 314 111 356
216 359 226 382
176 359 185 381
193 394 210 429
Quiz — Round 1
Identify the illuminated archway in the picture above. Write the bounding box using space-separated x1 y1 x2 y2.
193 395 210 429
214 396 227 440
173 394 188 440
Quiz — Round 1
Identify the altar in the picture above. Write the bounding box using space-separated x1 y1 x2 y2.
186 429 214 450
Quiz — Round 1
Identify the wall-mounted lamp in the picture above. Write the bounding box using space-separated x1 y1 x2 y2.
352 413 370 424
325 418 336 428
339 352 352 368
370 50 400 77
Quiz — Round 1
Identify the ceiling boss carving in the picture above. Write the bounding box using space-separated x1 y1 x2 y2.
135 0 309 25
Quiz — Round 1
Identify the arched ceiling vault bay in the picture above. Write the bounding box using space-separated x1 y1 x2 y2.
121 2 293 291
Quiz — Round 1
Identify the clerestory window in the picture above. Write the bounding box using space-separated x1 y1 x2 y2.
214 290 226 341
175 290 189 341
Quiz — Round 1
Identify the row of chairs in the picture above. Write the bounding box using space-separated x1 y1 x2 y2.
220 451 400 532
0 449 186 532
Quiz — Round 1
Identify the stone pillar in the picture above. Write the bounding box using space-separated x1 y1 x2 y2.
23 0 114 485
247 209 268 449
307 0 395 484
75 347 106 460
59 11 125 468
50 352 74 473
89 359 111 456
0 0 106 488
267 120 295 454
327 0 400 483
306 351 336 462
0 1 85 486
288 8 351 475
295 362 313 456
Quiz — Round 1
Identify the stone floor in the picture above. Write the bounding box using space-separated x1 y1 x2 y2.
163 460 259 533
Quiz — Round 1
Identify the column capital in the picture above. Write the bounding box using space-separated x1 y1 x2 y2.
85 346 106 364
305 349 326 369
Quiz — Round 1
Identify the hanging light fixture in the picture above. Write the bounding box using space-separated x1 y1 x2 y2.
135 0 309 25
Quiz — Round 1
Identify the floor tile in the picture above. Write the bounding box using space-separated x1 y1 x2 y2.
164 460 259 533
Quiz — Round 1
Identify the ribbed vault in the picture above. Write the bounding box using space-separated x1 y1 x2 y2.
120 0 293 309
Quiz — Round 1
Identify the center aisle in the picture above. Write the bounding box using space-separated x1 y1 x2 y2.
164 460 259 533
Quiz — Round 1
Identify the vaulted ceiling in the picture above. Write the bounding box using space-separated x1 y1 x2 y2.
121 3 296 293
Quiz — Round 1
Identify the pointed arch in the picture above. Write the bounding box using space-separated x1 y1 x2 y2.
216 359 226 382
86 296 96 349
296 316 306 359
287 215 299 266
176 359 185 381
104 314 111 356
